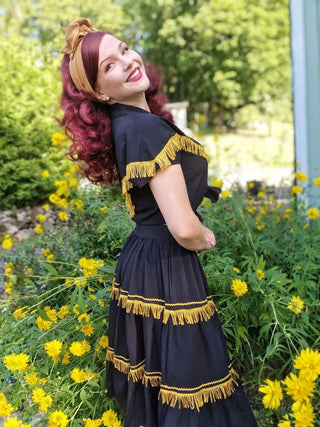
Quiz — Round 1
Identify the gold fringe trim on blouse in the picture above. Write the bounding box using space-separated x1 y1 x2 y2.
111 280 217 325
121 133 209 217
107 347 239 410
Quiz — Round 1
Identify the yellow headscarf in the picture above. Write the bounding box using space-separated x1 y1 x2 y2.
61 17 100 100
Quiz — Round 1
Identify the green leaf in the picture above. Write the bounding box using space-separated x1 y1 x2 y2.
41 262 59 277
78 288 86 312
69 287 78 309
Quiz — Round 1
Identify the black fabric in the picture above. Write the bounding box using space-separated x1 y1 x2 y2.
106 103 258 427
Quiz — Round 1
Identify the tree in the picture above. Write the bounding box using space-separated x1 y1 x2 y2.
123 0 291 125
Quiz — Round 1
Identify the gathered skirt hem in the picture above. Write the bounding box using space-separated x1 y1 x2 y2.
106 347 239 411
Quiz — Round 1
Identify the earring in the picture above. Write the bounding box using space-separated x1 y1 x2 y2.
103 95 110 102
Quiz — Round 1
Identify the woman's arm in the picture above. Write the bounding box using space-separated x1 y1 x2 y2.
149 164 216 251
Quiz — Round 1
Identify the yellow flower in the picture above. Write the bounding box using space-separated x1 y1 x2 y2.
313 176 320 187
292 399 314 427
294 348 320 381
58 211 68 221
0 392 14 417
32 388 46 404
45 340 63 363
283 372 314 402
36 316 52 331
89 294 97 300
3 416 31 427
4 353 29 373
43 203 50 211
259 379 283 409
98 299 105 307
232 267 240 274
57 305 69 319
231 279 248 297
291 185 302 195
83 418 102 427
277 414 291 427
257 224 265 230
69 340 91 356
59 199 69 210
48 410 68 427
44 308 58 323
74 278 87 287
287 296 304 315
49 194 61 205
211 177 223 188
81 323 95 336
99 206 108 214
2 234 13 250
256 269 265 280
303 223 310 229
70 367 90 383
13 308 27 319
98 336 109 349
78 313 90 323
5 262 13 276
5 282 14 295
69 165 79 173
36 214 46 223
39 394 52 412
101 409 119 426
73 304 80 315
62 351 70 365
294 172 308 182
24 371 38 386
221 190 231 199
79 258 105 277
51 132 66 147
41 170 50 178
257 190 266 198
35 224 43 235
307 207 319 220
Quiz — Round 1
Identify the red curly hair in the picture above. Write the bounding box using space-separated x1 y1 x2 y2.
60 31 173 185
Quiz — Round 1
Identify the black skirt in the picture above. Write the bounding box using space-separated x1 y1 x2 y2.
106 224 257 427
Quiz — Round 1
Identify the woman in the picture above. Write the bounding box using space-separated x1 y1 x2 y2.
61 18 257 427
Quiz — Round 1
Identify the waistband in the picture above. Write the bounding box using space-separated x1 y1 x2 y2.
133 223 176 243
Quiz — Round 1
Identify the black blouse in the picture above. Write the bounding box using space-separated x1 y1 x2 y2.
110 103 220 225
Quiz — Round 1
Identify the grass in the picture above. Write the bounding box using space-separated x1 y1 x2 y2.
195 120 294 188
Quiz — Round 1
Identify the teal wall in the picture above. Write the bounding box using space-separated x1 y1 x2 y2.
291 0 320 204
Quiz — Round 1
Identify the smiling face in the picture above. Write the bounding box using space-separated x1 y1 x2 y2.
95 34 150 108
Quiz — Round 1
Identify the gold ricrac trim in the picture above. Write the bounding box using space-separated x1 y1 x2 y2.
121 133 209 217
107 347 239 410
111 281 217 325
159 368 239 412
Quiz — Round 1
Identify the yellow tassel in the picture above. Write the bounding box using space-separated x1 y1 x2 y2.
111 283 217 325
159 368 239 412
121 133 208 218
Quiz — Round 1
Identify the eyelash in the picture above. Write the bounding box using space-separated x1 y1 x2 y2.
105 46 129 72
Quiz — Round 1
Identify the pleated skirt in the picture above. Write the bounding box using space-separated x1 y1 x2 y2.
106 224 257 427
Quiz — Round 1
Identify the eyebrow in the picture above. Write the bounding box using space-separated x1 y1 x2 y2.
99 42 124 68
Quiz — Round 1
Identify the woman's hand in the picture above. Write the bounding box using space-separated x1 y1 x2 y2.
202 224 216 248
198 225 216 253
